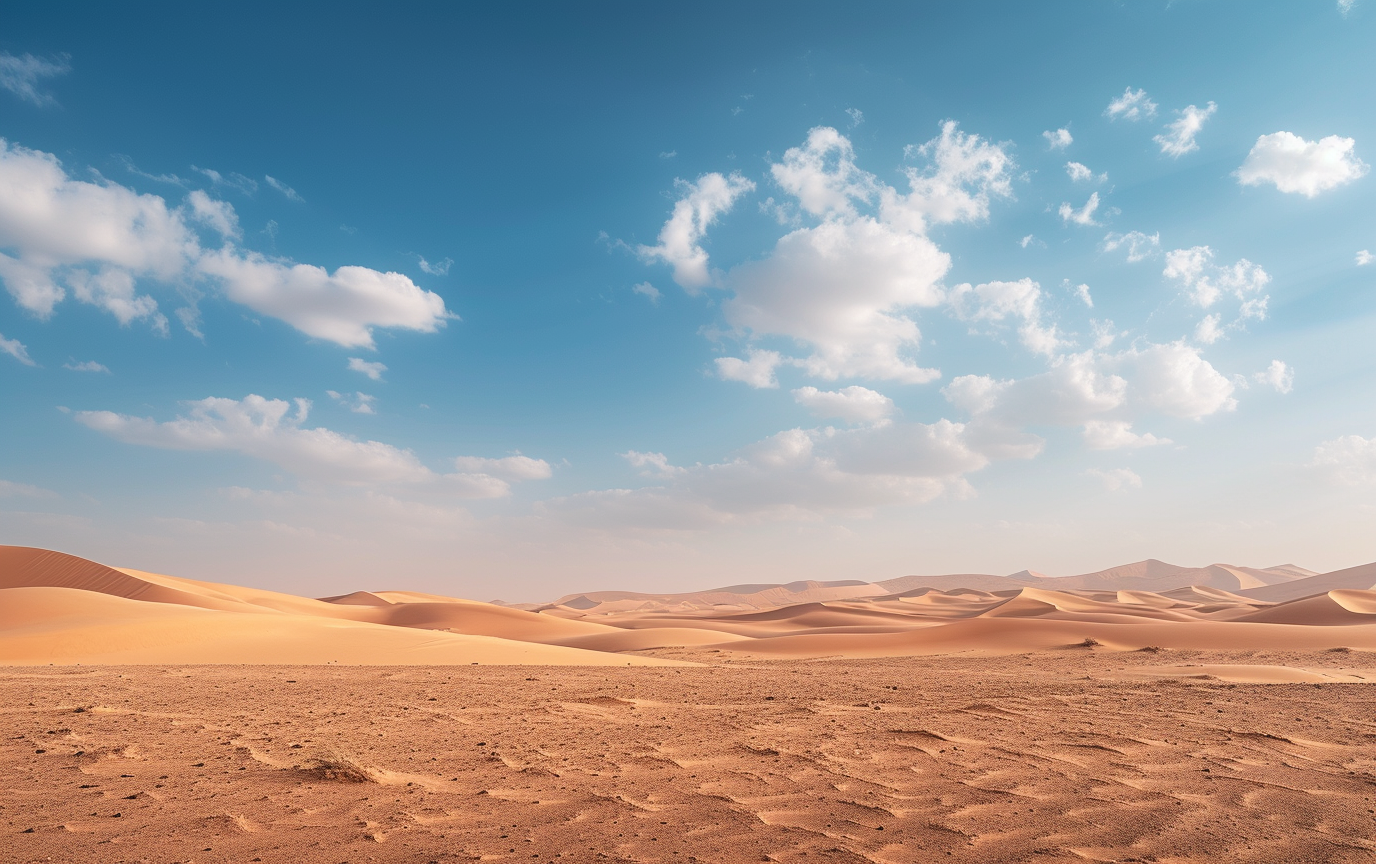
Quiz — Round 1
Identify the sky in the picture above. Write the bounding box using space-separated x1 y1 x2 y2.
2 1 1375 600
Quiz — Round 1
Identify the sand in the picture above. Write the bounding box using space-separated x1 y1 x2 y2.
5 655 1376 863
7 544 1376 861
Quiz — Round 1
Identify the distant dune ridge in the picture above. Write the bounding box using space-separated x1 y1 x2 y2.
2 544 1376 664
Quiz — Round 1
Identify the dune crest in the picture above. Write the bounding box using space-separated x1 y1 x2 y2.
4 545 1376 664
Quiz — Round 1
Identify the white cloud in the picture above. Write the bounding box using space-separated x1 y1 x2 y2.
264 175 304 202
0 332 36 366
638 172 755 291
1254 359 1294 394
1072 283 1093 308
723 218 945 383
845 108 864 127
632 281 662 304
1065 162 1105 183
1235 132 1369 197
418 256 453 276
1059 192 1100 227
1105 87 1157 121
944 342 1234 457
1194 313 1223 345
0 140 454 348
949 278 1064 357
0 139 198 318
715 349 786 389
1339 0 1358 15
1358 250 1373 266
327 390 377 414
659 150 677 159
186 190 241 239
884 121 1014 229
1154 102 1216 157
1163 246 1270 310
0 51 69 106
1102 231 1160 262
622 450 686 478
194 167 258 195
1043 128 1073 150
63 359 109 373
1087 467 1142 491
75 395 433 486
1019 234 1040 249
197 248 452 348
552 420 993 528
67 267 167 333
717 124 1013 386
792 385 895 424
1082 421 1170 451
453 455 553 481
347 357 387 381
1311 434 1376 485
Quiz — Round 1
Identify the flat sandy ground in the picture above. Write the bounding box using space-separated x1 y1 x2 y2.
4 651 1376 864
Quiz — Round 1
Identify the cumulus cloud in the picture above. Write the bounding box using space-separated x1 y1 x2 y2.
264 175 303 202
0 51 70 106
632 281 661 304
550 420 993 528
1102 231 1160 262
1082 421 1170 450
715 349 786 389
0 332 36 366
944 342 1233 455
1105 87 1157 122
1043 128 1073 150
638 172 755 291
1154 102 1216 157
792 385 895 424
949 278 1064 357
197 248 452 348
1066 162 1105 183
711 124 1012 385
452 454 553 481
75 395 433 486
1358 250 1373 266
0 140 197 318
1087 467 1142 491
186 190 241 239
1311 434 1376 485
1254 359 1294 394
347 357 387 381
1235 132 1369 197
1059 192 1100 226
74 394 549 498
1163 246 1270 311
63 359 109 373
0 139 457 347
327 390 377 414
1194 313 1223 345
622 450 686 478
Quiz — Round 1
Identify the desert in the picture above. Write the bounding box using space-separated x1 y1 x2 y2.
5 544 1376 862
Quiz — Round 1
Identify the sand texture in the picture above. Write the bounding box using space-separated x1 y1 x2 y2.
5 657 1376 863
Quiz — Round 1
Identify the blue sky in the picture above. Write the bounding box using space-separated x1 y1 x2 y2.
2 1 1374 599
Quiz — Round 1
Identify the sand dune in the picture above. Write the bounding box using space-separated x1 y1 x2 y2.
5 545 1376 666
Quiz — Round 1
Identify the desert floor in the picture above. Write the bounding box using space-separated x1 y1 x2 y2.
4 651 1376 864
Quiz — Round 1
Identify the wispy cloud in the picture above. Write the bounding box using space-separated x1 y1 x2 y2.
64 359 110 373
1155 102 1217 157
0 51 70 106
1105 87 1157 122
418 256 452 276
347 358 387 381
1042 128 1072 150
265 175 304 202
0 332 37 366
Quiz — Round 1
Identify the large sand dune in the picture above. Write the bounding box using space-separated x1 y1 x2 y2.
3 545 1376 665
